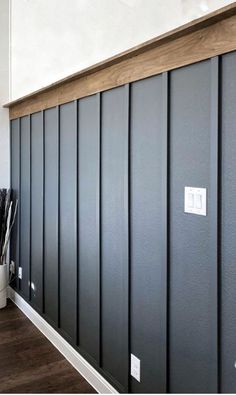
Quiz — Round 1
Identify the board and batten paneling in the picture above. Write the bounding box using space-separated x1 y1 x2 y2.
130 75 167 393
221 50 236 393
30 112 44 311
44 107 59 326
19 116 31 299
78 94 100 363
9 50 236 393
59 101 77 342
10 119 20 290
101 85 129 392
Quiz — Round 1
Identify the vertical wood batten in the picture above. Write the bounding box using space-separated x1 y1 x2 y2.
18 117 21 295
57 105 61 329
10 122 13 286
18 118 21 292
210 56 220 392
42 110 45 314
162 71 169 393
75 100 80 346
127 83 131 394
97 92 101 367
29 114 32 302
9 121 12 283
76 99 79 347
124 84 130 393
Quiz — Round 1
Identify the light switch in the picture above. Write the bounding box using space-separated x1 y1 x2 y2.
196 193 202 209
188 193 194 208
184 187 207 216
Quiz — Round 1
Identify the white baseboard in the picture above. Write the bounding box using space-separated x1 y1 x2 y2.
8 287 118 394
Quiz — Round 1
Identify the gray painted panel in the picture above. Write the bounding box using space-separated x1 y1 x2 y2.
221 51 236 393
12 51 236 394
19 116 31 299
10 119 20 290
78 95 100 362
31 112 43 310
169 60 217 393
101 86 129 390
44 107 59 325
130 75 166 393
59 102 77 341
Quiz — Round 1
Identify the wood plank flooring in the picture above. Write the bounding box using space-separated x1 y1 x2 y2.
0 300 96 393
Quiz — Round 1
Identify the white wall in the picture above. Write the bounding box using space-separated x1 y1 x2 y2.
0 0 10 188
1 0 235 189
10 0 234 100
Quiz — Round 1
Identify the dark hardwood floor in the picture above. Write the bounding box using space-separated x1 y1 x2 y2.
0 300 96 393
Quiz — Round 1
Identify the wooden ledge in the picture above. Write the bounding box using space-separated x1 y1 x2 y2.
5 2 236 120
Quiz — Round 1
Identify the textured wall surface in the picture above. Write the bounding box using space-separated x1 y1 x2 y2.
10 0 234 100
1 0 234 195
0 0 9 188
10 52 236 393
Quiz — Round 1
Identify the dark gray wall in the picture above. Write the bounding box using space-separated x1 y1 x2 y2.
169 60 217 393
130 75 167 393
10 52 236 393
221 51 236 393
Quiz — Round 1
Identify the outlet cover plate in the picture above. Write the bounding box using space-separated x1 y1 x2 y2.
184 187 207 216
131 354 140 382
18 267 22 280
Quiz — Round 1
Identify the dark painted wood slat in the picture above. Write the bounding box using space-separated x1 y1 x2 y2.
44 107 59 326
19 116 31 299
59 101 77 342
101 85 129 392
78 94 100 363
30 112 44 311
162 72 170 394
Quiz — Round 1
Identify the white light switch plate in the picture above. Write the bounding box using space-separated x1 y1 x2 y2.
131 354 140 382
184 187 207 216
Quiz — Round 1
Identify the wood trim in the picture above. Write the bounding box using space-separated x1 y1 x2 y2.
5 2 236 119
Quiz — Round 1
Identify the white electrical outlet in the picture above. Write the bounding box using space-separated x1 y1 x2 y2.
18 267 22 280
131 354 141 382
10 260 15 274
